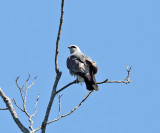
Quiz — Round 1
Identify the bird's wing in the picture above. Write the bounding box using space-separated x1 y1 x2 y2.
67 52 89 74
67 51 98 74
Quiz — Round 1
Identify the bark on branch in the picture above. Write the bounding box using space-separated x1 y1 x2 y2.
34 91 93 132
48 91 93 124
56 65 132 94
0 107 8 110
0 88 30 133
55 0 65 74
41 0 64 132
13 75 40 132
97 65 132 84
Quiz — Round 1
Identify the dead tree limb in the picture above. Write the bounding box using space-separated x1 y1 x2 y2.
41 0 64 133
55 0 65 74
97 65 132 84
0 107 8 110
48 91 93 124
56 79 79 94
56 65 132 95
34 91 93 132
0 88 30 133
13 75 40 132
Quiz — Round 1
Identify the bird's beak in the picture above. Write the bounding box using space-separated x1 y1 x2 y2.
68 46 70 49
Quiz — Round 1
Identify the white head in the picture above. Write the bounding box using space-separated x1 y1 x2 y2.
68 45 81 54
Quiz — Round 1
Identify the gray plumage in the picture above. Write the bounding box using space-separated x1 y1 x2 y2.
67 45 98 91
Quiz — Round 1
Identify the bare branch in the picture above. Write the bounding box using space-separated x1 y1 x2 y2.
56 65 131 94
56 79 79 94
32 93 40 117
14 75 39 132
96 79 108 84
16 77 25 102
26 73 31 82
97 65 132 84
27 76 37 90
0 107 8 110
41 72 62 133
48 91 93 124
41 0 64 132
0 88 29 133
58 94 63 117
34 91 93 133
29 93 40 131
12 99 24 112
55 0 65 74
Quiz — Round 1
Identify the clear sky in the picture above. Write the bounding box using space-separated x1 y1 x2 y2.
0 0 160 133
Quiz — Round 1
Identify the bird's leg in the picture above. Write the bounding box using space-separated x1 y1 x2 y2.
75 77 80 84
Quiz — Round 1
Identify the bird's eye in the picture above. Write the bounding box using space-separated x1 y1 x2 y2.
71 46 76 48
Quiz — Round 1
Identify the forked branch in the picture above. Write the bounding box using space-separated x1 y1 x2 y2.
97 65 132 84
48 91 93 124
34 91 93 132
0 88 29 133
13 75 40 132
56 65 132 95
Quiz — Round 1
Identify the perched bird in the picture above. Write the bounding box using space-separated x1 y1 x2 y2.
67 45 99 91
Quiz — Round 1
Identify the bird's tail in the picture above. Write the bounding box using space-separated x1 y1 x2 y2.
76 60 99 91
83 73 99 91
77 72 99 91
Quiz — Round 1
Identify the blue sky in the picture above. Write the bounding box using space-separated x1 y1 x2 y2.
0 0 160 133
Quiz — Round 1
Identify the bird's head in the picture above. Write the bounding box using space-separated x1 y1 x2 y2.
68 45 81 54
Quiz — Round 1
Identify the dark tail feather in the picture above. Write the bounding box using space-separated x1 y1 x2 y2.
84 75 99 91
78 72 99 91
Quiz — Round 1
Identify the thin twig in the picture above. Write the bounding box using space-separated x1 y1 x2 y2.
48 91 93 124
29 93 40 131
56 79 79 94
55 0 65 74
0 107 8 110
12 99 24 112
14 75 39 131
16 77 25 102
97 65 132 84
0 88 30 133
34 91 93 133
27 76 37 90
58 94 63 117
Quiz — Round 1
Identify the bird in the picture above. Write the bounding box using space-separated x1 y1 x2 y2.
67 45 99 91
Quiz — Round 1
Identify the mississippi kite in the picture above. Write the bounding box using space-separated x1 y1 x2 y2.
67 45 98 91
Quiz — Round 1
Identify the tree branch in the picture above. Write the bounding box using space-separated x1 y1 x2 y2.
55 0 65 74
58 94 63 117
13 75 39 132
34 91 93 132
0 88 30 133
16 77 25 102
41 73 62 133
97 65 132 84
12 98 24 112
41 0 64 132
55 65 132 95
29 93 40 131
48 91 93 124
0 107 8 110
56 79 79 94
